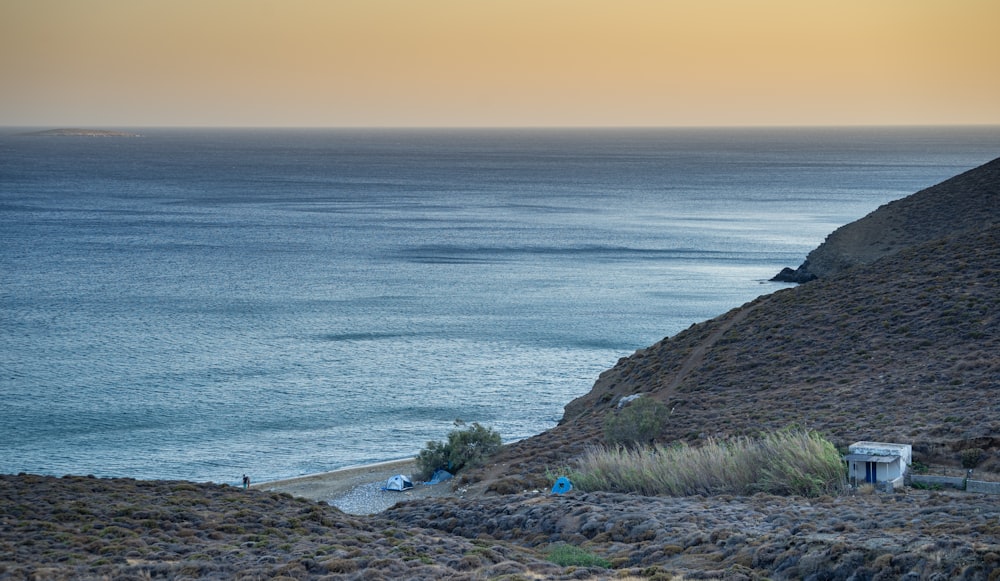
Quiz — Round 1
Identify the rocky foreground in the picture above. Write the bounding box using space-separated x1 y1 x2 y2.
2 474 999 580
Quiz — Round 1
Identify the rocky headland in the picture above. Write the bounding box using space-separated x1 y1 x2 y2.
3 156 999 580
18 128 141 138
772 157 1000 282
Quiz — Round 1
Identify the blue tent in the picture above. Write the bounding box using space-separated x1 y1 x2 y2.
382 474 414 491
427 469 453 485
551 476 573 495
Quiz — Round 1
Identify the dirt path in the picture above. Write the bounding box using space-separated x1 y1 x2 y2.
664 303 758 392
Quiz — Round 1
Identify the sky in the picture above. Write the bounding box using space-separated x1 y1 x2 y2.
2 0 999 128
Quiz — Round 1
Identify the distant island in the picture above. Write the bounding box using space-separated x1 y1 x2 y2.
19 128 141 137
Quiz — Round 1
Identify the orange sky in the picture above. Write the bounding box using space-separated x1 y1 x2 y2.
2 0 999 127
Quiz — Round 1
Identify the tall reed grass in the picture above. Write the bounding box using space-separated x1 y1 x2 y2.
568 429 845 497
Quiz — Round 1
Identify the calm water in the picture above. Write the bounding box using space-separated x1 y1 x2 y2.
2 127 997 484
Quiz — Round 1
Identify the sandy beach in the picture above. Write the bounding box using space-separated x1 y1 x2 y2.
249 459 459 515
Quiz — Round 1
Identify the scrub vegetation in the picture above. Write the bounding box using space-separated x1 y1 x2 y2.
546 543 612 569
603 396 670 447
414 421 502 480
570 429 845 497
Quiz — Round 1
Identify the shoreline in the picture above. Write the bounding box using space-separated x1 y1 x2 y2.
250 457 417 490
249 457 459 514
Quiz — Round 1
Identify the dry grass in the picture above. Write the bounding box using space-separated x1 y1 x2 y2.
569 429 845 497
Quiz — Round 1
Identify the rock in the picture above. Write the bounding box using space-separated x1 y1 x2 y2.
617 393 643 408
770 266 817 283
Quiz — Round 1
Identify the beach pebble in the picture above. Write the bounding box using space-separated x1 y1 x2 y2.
330 482 427 515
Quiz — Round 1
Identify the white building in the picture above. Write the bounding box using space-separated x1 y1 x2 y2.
844 441 912 489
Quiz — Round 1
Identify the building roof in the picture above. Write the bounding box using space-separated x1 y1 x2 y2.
849 441 910 451
844 453 899 463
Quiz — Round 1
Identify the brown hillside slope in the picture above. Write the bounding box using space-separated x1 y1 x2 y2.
774 156 1000 281
7 472 1000 579
472 159 1000 494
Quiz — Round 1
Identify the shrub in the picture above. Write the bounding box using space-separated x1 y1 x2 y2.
414 441 449 481
603 396 669 447
415 421 502 480
546 543 611 568
960 448 984 469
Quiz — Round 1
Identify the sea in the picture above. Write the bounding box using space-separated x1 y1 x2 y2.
2 126 998 486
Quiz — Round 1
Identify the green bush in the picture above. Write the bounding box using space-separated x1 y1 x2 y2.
960 448 984 469
603 396 669 447
415 421 502 480
546 543 611 568
414 440 450 480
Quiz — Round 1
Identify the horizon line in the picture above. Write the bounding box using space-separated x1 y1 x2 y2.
5 123 1000 131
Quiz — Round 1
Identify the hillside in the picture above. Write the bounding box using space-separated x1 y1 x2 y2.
471 157 1000 493
773 156 1000 282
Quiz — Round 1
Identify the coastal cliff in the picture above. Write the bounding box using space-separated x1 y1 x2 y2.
477 156 1000 486
772 156 1000 282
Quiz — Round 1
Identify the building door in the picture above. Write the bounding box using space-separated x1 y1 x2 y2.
865 462 877 483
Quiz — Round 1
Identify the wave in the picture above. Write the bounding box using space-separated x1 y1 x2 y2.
395 244 722 264
314 332 419 343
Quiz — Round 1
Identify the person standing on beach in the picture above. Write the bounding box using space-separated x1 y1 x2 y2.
242 474 250 489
